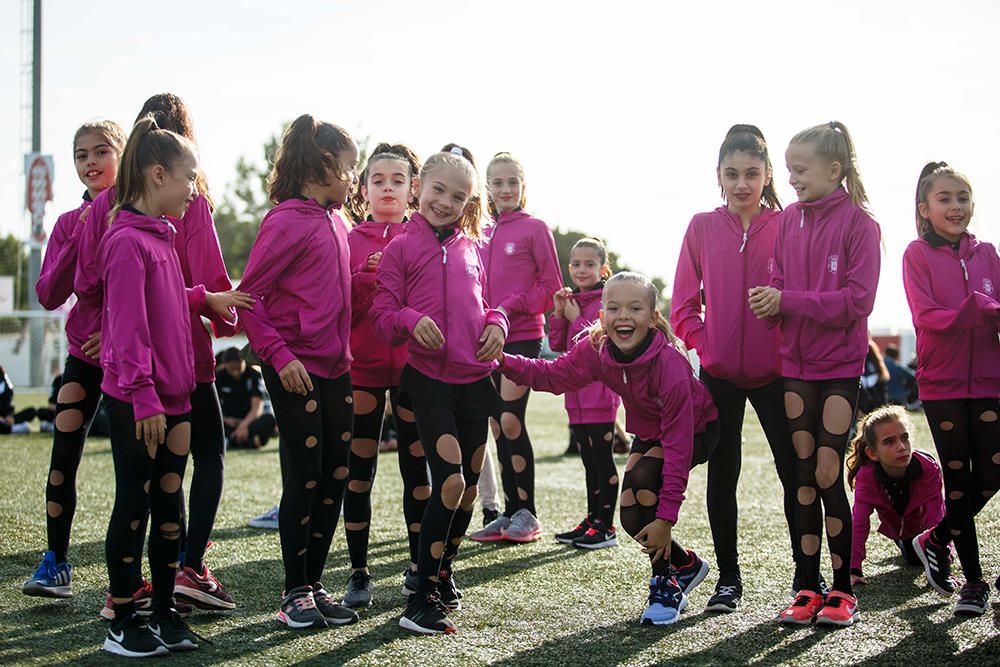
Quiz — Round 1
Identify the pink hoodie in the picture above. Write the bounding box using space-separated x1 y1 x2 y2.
851 450 945 571
902 232 1000 400
99 207 195 420
501 331 717 524
769 188 881 380
481 210 562 343
36 195 101 366
672 207 782 388
238 198 352 379
548 285 621 424
349 219 409 388
371 213 509 384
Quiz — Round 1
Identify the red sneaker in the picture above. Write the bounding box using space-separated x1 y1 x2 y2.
100 580 153 620
815 591 859 627
175 564 236 610
778 590 823 625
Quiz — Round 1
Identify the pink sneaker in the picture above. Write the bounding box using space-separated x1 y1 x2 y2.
815 591 860 627
175 564 236 610
778 590 823 625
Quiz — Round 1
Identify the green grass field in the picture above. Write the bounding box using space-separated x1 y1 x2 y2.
1 390 998 665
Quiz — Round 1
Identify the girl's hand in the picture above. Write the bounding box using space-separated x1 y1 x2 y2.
552 287 571 319
564 296 581 321
366 252 382 271
278 359 313 396
413 316 445 350
82 331 101 360
476 323 506 362
206 290 255 319
850 573 867 586
748 286 781 319
634 518 673 565
136 413 166 449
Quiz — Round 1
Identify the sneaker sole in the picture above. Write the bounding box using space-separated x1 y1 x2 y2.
21 582 72 599
398 616 456 634
554 536 583 544
102 638 170 658
679 560 710 594
640 595 689 625
912 535 954 596
573 538 618 550
954 604 988 617
248 521 279 529
175 586 236 610
277 611 327 629
504 532 542 543
816 611 860 627
778 614 816 625
341 596 373 610
705 600 739 613
468 533 507 543
152 636 198 651
323 613 360 625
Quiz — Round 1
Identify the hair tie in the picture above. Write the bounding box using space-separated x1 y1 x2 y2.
449 146 465 157
828 121 838 130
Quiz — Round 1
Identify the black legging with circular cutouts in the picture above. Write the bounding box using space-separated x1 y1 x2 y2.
494 338 542 518
923 398 1000 583
343 385 427 570
783 377 859 596
571 422 618 526
261 366 353 593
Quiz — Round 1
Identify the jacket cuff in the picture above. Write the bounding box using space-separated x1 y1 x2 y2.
130 385 165 422
269 346 297 374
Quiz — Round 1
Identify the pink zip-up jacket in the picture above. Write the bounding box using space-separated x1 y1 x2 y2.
548 285 621 424
239 198 352 379
99 207 195 420
672 206 782 388
501 331 717 524
902 232 1000 400
371 213 509 384
851 450 945 571
349 219 409 388
769 188 881 380
481 210 561 343
36 194 101 366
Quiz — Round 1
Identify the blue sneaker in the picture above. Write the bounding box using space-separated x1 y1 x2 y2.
22 550 73 599
248 505 279 529
640 575 688 625
673 549 710 595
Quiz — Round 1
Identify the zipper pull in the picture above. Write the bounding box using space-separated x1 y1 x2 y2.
442 245 448 264
961 258 969 281
383 223 389 238
622 368 627 384
799 210 805 229
739 231 748 253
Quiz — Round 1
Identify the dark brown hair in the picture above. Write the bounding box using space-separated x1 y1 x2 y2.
846 404 911 489
134 93 212 209
571 237 612 280
112 114 196 223
267 114 355 205
914 161 973 237
345 142 421 222
718 124 782 211
790 121 869 209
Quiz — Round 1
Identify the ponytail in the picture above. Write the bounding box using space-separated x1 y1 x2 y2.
268 114 355 205
914 161 973 238
846 404 909 489
112 115 195 224
718 124 782 211
486 152 528 217
790 121 869 209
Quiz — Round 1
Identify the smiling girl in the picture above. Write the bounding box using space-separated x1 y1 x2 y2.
903 161 1000 616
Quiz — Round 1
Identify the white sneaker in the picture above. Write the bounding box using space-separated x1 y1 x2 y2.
504 508 542 543
248 505 279 529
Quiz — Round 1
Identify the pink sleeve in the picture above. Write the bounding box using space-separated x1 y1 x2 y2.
903 248 1000 331
351 270 377 327
186 285 207 314
183 199 237 336
370 240 424 346
548 314 570 352
780 214 881 326
670 218 707 351
500 338 599 394
74 192 111 308
499 224 561 315
237 221 298 372
655 368 695 524
36 208 84 310
850 489 874 571
103 237 162 421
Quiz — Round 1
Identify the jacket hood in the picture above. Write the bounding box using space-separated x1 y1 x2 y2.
108 207 175 241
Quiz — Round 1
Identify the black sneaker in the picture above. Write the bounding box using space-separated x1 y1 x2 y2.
706 579 743 613
401 569 420 597
148 608 199 651
573 520 618 550
437 569 463 611
277 585 326 629
399 591 457 634
674 549 710 594
555 517 592 545
482 507 500 528
342 571 374 609
313 582 359 625
912 530 957 595
955 580 990 617
103 613 169 657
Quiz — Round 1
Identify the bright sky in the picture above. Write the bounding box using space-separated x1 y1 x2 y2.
2 0 999 330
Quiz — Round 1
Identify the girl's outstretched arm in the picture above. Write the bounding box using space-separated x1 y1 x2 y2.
500 337 600 395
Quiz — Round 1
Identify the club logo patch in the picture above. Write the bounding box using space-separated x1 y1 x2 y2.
504 242 516 256
828 255 839 273
984 278 994 295
467 261 478 278
767 257 775 274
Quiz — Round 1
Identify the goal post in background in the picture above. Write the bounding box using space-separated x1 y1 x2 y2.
0 309 66 392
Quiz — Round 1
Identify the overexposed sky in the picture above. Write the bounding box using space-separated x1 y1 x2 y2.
2 0 999 329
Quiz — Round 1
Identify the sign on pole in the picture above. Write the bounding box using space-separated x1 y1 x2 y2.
25 152 53 244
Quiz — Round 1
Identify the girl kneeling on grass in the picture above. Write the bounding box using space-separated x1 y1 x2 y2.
500 271 718 626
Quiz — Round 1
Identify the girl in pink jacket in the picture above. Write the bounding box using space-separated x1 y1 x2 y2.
749 121 880 627
470 152 562 544
550 238 622 549
23 119 125 602
340 144 429 610
502 272 719 627
371 150 508 635
671 124 798 613
98 116 200 657
846 406 948 588
239 115 360 630
903 161 1000 616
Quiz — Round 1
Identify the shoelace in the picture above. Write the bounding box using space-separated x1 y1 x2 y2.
960 582 988 600
291 593 318 612
715 585 739 598
648 580 680 605
350 572 372 589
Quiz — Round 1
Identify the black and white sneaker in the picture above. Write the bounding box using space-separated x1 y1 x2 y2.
555 517 591 545
313 582 359 625
401 568 420 597
399 591 456 634
791 572 831 598
277 586 327 629
103 613 169 658
342 571 374 609
954 580 990 617
148 608 199 651
573 520 618 549
706 580 743 613
437 569 463 611
912 529 957 595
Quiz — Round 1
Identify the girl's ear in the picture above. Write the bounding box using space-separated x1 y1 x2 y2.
651 308 661 326
764 166 773 187
917 201 929 222
360 184 370 203
864 445 879 462
828 160 843 183
150 164 166 186
716 167 723 190
412 176 422 199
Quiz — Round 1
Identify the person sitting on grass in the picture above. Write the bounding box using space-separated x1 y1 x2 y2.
215 347 276 449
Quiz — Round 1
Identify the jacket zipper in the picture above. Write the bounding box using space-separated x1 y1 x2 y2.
439 236 450 378
960 252 972 395
738 222 749 378
383 223 389 238
797 209 812 376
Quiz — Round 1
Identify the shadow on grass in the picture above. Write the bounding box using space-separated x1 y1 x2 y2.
856 602 1000 663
